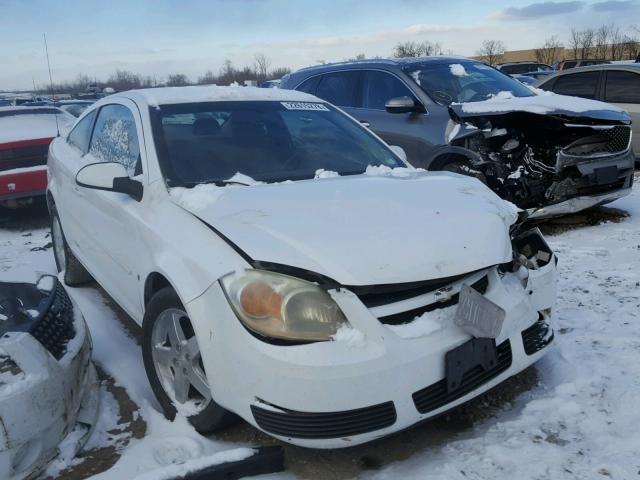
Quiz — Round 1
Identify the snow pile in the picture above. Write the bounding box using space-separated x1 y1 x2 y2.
386 305 456 339
332 325 366 348
365 164 415 177
449 64 469 77
457 91 626 115
314 169 340 179
169 184 229 210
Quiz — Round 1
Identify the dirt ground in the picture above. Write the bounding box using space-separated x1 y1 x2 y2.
0 197 631 480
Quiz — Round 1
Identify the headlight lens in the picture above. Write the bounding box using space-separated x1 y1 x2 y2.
220 270 348 341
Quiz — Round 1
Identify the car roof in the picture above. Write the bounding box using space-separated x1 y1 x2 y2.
111 85 320 107
0 105 63 114
498 61 547 66
291 56 475 74
553 63 640 74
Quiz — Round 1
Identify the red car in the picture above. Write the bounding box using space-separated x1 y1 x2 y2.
0 107 74 207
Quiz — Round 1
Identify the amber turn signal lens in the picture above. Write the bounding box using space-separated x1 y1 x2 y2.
239 281 283 319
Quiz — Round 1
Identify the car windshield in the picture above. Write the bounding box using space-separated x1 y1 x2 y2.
403 62 535 106
151 101 404 186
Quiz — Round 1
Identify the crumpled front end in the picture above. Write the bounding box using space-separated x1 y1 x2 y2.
445 104 634 217
0 279 99 480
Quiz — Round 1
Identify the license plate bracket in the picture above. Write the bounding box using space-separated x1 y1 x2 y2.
445 338 498 393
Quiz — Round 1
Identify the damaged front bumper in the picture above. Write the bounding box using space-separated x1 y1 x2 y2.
0 279 99 480
187 230 557 448
531 147 635 219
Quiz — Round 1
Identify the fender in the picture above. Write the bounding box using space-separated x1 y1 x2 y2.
423 145 484 171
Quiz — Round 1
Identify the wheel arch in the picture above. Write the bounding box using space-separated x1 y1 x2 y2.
425 145 483 171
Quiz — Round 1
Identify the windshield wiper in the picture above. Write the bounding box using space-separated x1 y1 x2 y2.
182 179 251 187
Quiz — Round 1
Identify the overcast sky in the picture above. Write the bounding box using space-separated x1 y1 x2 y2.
1 0 639 90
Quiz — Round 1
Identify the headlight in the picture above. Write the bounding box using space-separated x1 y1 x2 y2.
220 270 348 342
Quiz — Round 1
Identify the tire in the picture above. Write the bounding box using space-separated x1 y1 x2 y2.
432 156 488 185
50 203 93 286
142 287 236 433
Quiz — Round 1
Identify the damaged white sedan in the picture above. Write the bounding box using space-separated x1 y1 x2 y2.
46 86 556 448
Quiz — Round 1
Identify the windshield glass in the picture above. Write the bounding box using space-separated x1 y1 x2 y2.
152 101 404 186
403 62 535 106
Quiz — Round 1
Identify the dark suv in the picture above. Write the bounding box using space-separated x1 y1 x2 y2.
281 57 634 218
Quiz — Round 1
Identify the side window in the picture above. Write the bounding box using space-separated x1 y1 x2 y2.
605 71 640 103
316 71 360 108
362 71 415 110
296 76 320 95
89 104 141 176
551 72 600 99
67 110 96 154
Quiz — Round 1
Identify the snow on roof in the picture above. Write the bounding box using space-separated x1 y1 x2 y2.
120 85 320 107
0 107 75 144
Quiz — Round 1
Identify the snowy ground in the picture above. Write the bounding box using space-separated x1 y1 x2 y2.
1 179 639 479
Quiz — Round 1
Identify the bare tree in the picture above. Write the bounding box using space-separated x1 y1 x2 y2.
197 70 217 85
269 67 292 79
476 39 506 65
580 28 596 59
609 25 625 60
535 36 564 65
166 73 190 87
595 24 611 59
392 41 423 58
254 53 271 82
420 41 444 56
107 70 143 91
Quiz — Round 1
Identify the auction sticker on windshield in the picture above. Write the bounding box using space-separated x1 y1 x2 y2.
281 102 329 111
454 284 505 338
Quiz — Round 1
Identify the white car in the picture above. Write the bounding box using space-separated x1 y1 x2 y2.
47 86 557 448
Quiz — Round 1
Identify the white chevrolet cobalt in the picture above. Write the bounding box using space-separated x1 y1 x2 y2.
47 86 556 448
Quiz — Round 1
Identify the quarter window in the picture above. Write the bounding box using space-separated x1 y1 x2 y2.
605 71 640 103
316 71 360 108
67 110 96 154
362 71 415 110
89 105 141 176
552 72 600 99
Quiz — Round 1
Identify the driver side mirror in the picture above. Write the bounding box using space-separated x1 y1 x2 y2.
76 162 143 202
385 96 425 114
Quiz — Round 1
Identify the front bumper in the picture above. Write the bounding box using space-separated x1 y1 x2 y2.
0 285 98 480
532 148 635 219
187 258 556 448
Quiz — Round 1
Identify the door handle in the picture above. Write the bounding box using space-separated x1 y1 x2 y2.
359 120 371 128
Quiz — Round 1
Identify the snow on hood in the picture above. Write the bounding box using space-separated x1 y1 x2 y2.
170 172 517 285
451 91 630 123
0 111 74 144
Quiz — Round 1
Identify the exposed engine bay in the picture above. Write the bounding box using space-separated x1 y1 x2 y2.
443 109 633 211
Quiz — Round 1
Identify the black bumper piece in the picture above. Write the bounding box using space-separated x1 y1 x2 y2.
521 318 554 355
413 340 512 414
251 401 397 439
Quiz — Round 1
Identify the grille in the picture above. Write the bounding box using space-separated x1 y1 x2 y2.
563 126 631 157
30 282 75 360
251 401 397 439
348 270 483 309
412 340 512 414
521 318 554 355
378 275 489 325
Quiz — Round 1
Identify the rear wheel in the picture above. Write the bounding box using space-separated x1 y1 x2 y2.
50 204 93 286
142 287 236 433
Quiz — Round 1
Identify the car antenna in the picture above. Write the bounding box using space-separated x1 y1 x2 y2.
43 32 60 137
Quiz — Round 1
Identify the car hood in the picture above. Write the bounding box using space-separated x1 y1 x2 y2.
449 92 631 126
169 171 517 286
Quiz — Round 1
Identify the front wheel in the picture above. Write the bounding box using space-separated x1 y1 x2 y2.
142 287 236 433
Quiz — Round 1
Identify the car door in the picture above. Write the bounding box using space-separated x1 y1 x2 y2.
54 109 97 254
79 101 147 319
549 70 603 99
356 70 432 164
603 69 640 156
